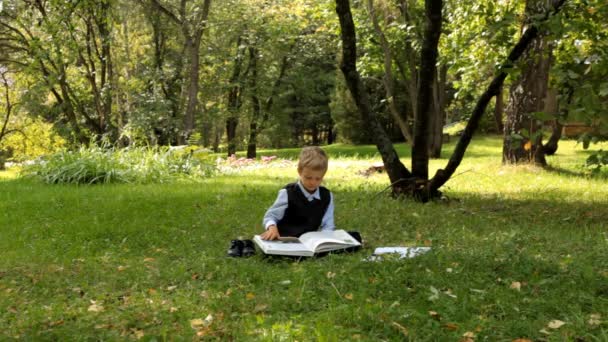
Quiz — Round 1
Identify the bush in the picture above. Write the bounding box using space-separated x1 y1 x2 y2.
23 145 216 184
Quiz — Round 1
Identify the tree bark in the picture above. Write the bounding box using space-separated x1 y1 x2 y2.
429 64 447 158
247 46 260 158
503 0 554 165
411 0 442 181
226 36 247 156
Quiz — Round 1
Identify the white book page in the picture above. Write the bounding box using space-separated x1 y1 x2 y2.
299 230 360 252
253 235 312 256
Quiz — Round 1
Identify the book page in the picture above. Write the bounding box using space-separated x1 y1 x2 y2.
253 235 313 256
298 230 360 252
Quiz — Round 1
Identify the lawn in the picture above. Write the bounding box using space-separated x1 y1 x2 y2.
1 136 607 340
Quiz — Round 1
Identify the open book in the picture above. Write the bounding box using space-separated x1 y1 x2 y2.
253 229 361 257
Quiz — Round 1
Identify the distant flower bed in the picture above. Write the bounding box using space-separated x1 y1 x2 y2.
216 154 293 173
23 145 216 184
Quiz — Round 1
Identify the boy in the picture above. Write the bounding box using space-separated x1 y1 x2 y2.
260 146 334 240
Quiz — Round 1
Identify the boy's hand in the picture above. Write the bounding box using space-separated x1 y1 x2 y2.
260 225 280 240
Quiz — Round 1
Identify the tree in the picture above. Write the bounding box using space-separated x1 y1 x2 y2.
502 0 555 165
0 67 19 169
147 0 212 144
335 0 566 201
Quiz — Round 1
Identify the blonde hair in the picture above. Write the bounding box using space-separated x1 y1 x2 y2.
297 146 328 173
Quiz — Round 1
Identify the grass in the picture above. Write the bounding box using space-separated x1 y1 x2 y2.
0 135 607 340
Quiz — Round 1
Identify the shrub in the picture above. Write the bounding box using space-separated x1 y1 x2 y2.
23 145 216 184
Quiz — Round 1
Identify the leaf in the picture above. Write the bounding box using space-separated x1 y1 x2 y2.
567 70 580 79
588 313 601 326
463 331 476 338
190 319 205 330
510 281 522 291
344 293 353 300
428 286 440 301
444 323 459 331
87 301 104 313
246 292 256 300
512 339 533 342
523 141 532 151
429 311 441 320
391 321 409 336
117 265 127 271
547 320 565 329
254 304 268 313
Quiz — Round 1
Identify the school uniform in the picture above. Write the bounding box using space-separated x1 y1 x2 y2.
263 180 334 237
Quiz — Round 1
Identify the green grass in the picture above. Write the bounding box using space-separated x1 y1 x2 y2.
1 136 607 340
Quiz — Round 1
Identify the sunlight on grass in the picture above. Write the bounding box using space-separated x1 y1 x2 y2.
1 137 607 340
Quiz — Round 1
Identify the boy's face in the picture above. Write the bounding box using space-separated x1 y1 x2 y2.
298 167 326 193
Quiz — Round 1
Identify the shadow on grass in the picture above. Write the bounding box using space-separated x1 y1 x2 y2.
544 164 608 180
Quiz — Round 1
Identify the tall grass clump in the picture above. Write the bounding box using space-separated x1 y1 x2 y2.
22 145 216 184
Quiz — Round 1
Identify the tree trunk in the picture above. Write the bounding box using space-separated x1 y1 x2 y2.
247 45 260 159
429 64 447 158
226 36 247 156
335 0 412 189
411 0 442 182
503 0 554 165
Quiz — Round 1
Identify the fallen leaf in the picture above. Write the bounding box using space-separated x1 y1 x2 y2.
170 307 178 313
254 304 268 313
524 140 532 151
49 320 64 327
132 329 144 339
344 293 353 300
460 339 474 342
167 285 177 291
191 273 200 280
326 271 336 279
117 265 127 271
429 311 441 320
588 313 601 326
510 281 521 291
547 320 565 329
463 331 475 338
190 319 204 330
87 301 104 313
428 286 440 301
246 292 255 300
539 328 551 335
148 288 157 295
391 321 409 336
143 257 155 262
444 323 459 331
512 339 533 342
279 280 291 285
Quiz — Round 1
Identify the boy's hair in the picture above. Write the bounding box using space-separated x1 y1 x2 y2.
298 146 328 173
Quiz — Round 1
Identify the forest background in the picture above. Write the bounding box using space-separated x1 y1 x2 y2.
0 0 606 176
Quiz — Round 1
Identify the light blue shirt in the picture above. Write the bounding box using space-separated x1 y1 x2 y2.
263 180 335 231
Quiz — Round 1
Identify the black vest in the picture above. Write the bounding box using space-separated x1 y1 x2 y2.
277 183 331 237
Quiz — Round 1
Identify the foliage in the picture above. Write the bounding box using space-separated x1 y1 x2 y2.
1 137 607 339
0 117 66 162
22 145 216 184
